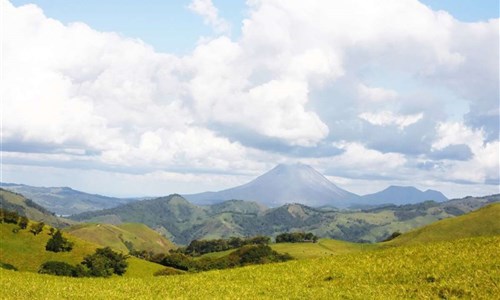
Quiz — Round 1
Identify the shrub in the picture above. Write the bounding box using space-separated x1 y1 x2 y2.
153 267 184 276
82 247 128 277
18 216 29 229
0 262 18 271
30 222 44 235
45 230 74 252
39 261 78 277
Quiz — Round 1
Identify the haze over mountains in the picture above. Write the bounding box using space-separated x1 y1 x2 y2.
2 163 449 215
184 163 360 207
183 163 447 207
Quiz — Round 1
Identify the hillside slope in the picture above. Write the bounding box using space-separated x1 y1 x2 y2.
0 221 164 277
0 188 73 227
65 223 176 253
2 235 499 298
71 194 500 244
387 202 500 246
1 183 139 215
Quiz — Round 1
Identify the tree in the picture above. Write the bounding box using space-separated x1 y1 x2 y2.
45 230 74 252
30 222 44 235
18 216 29 229
82 247 128 277
39 261 78 277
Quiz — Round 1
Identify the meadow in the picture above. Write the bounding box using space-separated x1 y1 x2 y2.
1 235 499 299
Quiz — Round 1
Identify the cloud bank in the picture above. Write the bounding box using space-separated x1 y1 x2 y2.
2 0 499 197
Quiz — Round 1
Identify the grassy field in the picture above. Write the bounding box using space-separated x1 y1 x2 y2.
0 222 164 277
387 203 500 246
65 223 176 253
271 238 378 259
1 235 499 299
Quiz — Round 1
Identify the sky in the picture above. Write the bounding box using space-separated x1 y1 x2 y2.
1 0 499 198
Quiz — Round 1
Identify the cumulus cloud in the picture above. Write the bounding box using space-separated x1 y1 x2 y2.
188 0 230 34
359 111 424 129
2 0 498 197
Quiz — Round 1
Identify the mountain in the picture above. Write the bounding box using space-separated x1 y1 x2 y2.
0 188 73 227
0 183 140 215
65 223 176 254
184 163 360 207
359 185 447 206
70 192 499 244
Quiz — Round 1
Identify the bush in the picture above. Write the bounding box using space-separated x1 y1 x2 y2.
18 216 29 229
39 261 79 277
153 267 184 276
30 222 44 235
45 230 74 252
82 247 128 277
0 262 18 271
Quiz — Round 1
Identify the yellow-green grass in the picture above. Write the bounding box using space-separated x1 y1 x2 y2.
387 202 500 246
1 235 498 299
0 222 164 277
65 223 176 254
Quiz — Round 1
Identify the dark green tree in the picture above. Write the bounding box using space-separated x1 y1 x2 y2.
45 230 74 252
82 247 128 277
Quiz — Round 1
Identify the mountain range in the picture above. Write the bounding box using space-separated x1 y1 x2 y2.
70 192 499 245
2 163 448 215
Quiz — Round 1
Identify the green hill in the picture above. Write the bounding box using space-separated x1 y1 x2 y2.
387 202 500 246
1 235 498 298
0 189 72 227
70 193 500 244
0 221 164 277
65 223 176 254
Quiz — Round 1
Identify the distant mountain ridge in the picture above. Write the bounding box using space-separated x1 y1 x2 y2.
184 163 360 207
360 186 448 206
0 183 140 215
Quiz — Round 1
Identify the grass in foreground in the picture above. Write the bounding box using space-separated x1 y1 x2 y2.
1 235 499 299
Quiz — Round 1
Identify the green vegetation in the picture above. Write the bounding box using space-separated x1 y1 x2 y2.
65 223 175 254
0 220 165 277
38 261 83 277
386 202 500 246
1 236 498 299
82 247 128 277
70 193 500 244
275 232 318 243
0 189 72 227
180 236 270 256
45 230 74 252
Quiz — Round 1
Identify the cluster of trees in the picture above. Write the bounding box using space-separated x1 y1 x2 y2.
152 244 292 275
0 208 29 230
178 236 271 256
275 232 318 243
38 247 128 278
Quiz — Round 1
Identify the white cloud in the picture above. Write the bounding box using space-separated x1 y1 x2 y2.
188 0 230 34
2 0 498 196
359 111 423 129
358 84 398 102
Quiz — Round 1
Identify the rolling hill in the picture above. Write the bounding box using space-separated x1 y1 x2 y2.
65 223 176 254
0 188 73 227
387 202 500 246
184 163 360 207
0 220 164 277
1 183 140 215
2 235 498 298
70 193 500 244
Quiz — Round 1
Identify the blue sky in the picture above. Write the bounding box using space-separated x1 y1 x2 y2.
10 0 499 53
3 0 499 198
